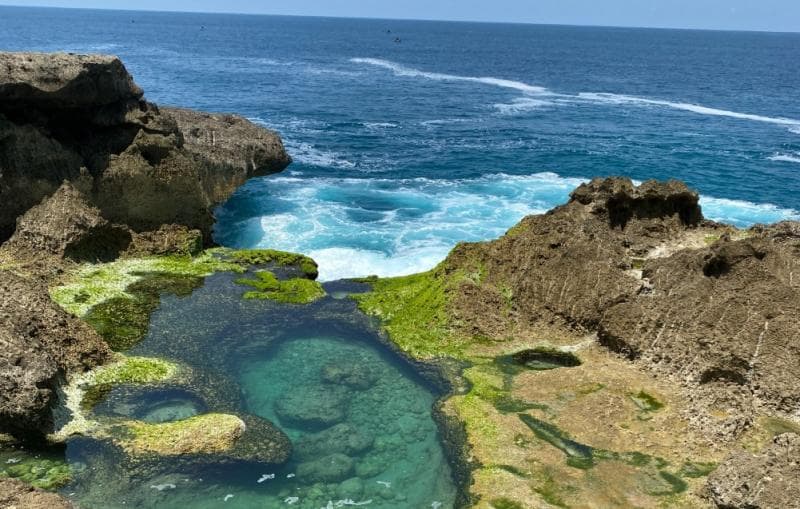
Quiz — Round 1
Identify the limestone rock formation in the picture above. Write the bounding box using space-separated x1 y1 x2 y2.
0 271 110 440
6 181 131 262
0 51 291 243
441 177 798 436
0 477 74 509
707 433 800 508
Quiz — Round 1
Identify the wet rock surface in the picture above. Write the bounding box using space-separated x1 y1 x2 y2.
0 477 74 508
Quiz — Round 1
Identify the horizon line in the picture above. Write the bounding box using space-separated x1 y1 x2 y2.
1 3 799 35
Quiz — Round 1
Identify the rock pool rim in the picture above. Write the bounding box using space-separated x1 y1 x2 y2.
340 284 476 508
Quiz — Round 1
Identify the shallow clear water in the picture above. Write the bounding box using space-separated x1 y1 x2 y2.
60 273 457 508
2 7 799 279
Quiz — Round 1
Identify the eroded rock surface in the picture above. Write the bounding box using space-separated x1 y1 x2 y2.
0 477 74 509
0 51 290 243
442 178 799 434
707 433 800 508
0 271 110 439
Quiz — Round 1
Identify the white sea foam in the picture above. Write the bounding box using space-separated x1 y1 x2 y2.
350 58 549 95
493 97 554 115
217 171 800 281
352 58 800 133
769 152 800 164
285 141 356 169
577 92 800 130
700 196 800 226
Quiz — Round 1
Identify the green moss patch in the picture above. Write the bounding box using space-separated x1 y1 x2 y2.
83 356 179 411
490 498 524 509
354 268 466 359
119 413 245 456
630 390 664 420
224 249 318 279
236 271 326 304
0 449 70 490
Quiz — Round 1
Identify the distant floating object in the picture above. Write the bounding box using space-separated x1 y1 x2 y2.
393 37 401 43
201 26 206 30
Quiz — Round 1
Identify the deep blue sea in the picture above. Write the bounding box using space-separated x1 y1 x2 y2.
2 6 800 279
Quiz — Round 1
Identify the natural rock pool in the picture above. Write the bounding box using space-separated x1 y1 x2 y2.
57 271 458 508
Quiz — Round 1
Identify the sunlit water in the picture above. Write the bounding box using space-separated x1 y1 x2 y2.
60 274 457 508
2 7 800 280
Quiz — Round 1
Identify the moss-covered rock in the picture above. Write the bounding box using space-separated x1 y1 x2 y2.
236 270 326 304
223 248 319 279
117 413 245 456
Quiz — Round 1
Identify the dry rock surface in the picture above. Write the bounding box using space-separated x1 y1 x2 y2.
0 51 290 243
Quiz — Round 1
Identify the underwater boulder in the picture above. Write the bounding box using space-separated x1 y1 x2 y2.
294 423 374 460
296 453 354 483
320 360 379 390
274 385 348 429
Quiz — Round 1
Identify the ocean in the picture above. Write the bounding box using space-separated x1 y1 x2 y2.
2 6 799 280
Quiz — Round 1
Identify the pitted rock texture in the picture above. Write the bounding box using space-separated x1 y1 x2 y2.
442 177 798 435
0 271 110 439
0 51 290 243
707 433 800 508
6 181 131 262
0 477 74 509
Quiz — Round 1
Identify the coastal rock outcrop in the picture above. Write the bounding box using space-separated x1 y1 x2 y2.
0 271 110 440
6 181 131 262
443 177 800 430
0 51 290 243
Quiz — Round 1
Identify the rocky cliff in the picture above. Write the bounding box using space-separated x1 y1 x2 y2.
0 51 291 444
0 51 290 244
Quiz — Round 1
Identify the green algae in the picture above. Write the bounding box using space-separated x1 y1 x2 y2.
84 273 204 350
677 461 717 478
491 498 525 509
82 356 179 411
0 449 71 490
119 413 244 456
353 268 465 359
223 249 319 279
630 390 665 420
519 413 595 469
50 252 244 318
236 270 326 304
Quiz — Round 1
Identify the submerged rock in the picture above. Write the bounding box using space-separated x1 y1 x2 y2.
707 433 800 508
296 453 354 483
321 361 379 390
294 423 374 460
274 385 348 429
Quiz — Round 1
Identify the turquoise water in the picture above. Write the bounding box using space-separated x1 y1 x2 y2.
60 273 458 508
2 7 800 280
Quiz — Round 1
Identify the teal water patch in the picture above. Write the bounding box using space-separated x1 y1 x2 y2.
240 337 455 507
58 273 458 508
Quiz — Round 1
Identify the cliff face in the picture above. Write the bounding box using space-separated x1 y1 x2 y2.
0 52 291 442
0 51 290 243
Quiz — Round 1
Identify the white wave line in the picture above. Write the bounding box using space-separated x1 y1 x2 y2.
350 57 548 95
351 58 800 129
